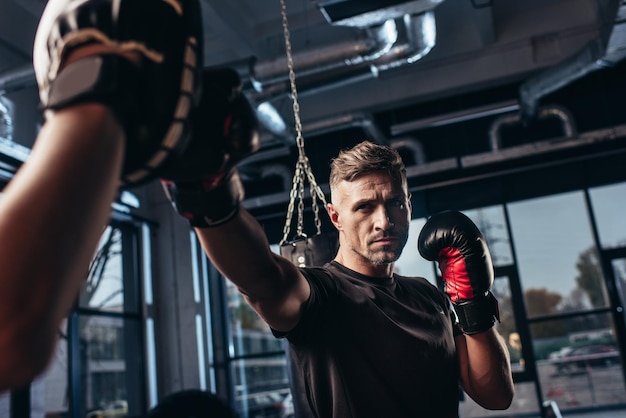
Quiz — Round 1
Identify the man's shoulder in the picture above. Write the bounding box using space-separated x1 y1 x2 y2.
302 261 343 277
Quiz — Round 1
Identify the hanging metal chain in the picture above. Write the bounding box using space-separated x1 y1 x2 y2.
279 0 327 246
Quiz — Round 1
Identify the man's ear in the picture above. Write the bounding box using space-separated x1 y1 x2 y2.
327 203 342 229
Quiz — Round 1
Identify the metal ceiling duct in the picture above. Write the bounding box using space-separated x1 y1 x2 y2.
239 112 387 195
489 105 577 152
519 0 626 119
248 20 399 98
389 137 426 165
301 111 387 144
314 0 443 27
246 0 444 103
239 111 387 168
247 1 443 140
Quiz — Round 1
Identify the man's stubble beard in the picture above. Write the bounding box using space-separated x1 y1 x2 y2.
367 246 402 265
359 232 409 266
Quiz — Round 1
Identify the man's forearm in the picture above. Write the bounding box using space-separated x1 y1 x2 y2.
194 206 309 332
195 206 284 296
457 328 514 410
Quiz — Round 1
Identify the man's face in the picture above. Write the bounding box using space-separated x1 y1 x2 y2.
328 171 411 266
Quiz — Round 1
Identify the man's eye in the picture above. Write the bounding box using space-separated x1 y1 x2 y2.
389 199 404 208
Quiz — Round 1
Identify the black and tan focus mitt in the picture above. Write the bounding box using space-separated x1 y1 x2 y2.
33 0 203 187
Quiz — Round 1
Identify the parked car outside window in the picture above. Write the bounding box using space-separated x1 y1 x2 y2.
551 344 620 374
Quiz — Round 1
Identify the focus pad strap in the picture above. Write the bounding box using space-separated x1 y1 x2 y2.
454 291 500 335
45 55 139 126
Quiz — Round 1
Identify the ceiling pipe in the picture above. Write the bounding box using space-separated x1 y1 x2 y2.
489 105 577 152
239 111 388 166
302 112 388 144
390 99 521 135
314 0 443 27
244 6 440 105
256 101 290 140
254 104 390 148
246 6 439 138
519 0 626 120
248 19 398 99
389 137 426 165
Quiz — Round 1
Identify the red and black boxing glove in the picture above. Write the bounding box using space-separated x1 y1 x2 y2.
160 67 260 227
34 0 203 187
418 210 500 335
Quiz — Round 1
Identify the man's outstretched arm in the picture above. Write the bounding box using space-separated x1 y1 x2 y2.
161 68 310 333
195 209 311 332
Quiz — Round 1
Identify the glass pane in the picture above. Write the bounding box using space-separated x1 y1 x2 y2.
81 226 124 312
226 280 284 357
459 381 539 417
1 321 71 418
491 275 525 373
38 319 70 417
0 392 6 417
81 316 144 417
612 258 626 309
530 313 626 413
589 182 626 249
464 206 513 267
394 217 436 284
508 191 608 317
232 356 290 418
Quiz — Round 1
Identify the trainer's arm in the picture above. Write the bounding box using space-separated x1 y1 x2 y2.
195 208 311 332
0 104 124 391
456 328 514 409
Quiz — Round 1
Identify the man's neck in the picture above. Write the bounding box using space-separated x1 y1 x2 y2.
334 252 394 278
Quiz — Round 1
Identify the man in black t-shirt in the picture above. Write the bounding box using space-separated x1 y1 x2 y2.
164 140 514 417
280 263 461 417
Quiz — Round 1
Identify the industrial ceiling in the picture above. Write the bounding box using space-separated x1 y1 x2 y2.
1 0 625 215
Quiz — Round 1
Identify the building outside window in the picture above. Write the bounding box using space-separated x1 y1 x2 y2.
22 220 152 418
224 265 291 418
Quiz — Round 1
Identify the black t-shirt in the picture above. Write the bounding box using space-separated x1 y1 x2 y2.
276 261 461 418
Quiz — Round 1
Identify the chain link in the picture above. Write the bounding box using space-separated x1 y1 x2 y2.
279 0 327 246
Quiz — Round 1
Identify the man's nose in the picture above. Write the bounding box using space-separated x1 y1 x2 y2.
374 207 394 230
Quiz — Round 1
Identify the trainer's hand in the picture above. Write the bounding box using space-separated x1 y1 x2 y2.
161 67 260 227
418 210 500 334
33 0 203 187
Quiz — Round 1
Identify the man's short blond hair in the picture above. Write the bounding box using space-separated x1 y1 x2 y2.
329 141 407 197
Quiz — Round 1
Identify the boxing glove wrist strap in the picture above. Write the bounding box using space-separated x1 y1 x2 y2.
454 291 500 335
162 169 243 228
